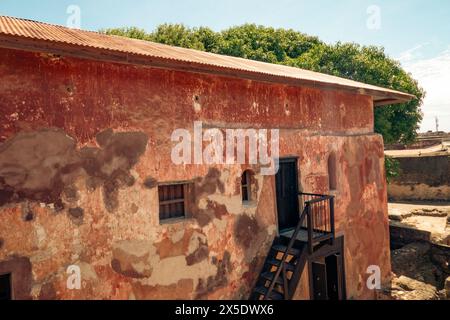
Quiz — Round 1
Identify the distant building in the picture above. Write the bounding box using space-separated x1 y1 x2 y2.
386 131 450 202
387 155 450 202
386 131 450 151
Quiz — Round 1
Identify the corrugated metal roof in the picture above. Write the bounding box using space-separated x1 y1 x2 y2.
0 16 415 105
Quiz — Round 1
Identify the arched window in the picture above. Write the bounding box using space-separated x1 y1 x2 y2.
328 153 337 191
241 170 255 202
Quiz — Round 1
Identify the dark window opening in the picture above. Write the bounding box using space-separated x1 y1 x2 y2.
0 273 12 301
328 153 337 191
241 170 254 203
159 183 190 222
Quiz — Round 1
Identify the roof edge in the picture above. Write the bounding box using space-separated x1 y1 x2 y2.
0 30 416 106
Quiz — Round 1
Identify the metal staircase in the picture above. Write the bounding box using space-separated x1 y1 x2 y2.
250 193 335 300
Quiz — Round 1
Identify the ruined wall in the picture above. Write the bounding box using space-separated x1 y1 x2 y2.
0 47 388 300
388 156 450 201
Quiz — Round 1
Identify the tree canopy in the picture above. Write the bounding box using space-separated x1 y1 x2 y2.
103 24 424 145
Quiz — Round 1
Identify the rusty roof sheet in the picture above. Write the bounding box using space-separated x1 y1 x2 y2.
0 16 415 105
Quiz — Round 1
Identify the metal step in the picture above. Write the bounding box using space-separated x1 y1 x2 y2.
261 272 288 285
266 259 296 272
253 286 284 300
272 245 301 256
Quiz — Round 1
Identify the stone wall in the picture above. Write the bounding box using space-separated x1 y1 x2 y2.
390 225 432 249
388 155 450 201
390 223 450 275
0 47 389 300
431 243 450 275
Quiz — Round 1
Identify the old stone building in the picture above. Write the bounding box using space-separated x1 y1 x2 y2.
0 16 414 300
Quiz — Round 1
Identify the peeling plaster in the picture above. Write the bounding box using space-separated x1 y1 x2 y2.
146 256 216 288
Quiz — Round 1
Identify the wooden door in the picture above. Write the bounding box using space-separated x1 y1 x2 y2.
275 158 300 232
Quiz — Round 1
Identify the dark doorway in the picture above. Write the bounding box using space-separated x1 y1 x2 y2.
325 254 340 300
312 258 340 300
0 273 12 300
310 251 345 300
311 262 328 300
275 158 300 232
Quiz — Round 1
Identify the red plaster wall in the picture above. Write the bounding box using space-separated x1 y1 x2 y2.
0 47 389 300
0 48 374 144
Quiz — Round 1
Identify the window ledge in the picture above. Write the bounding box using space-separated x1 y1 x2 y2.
242 201 257 208
159 217 194 226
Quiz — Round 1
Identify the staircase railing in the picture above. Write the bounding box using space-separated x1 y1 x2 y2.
300 193 335 253
265 207 308 300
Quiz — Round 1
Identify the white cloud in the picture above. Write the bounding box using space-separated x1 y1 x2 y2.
397 43 428 64
398 45 450 132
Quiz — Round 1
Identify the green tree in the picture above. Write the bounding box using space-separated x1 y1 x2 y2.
385 156 401 183
216 25 321 64
102 26 152 41
295 43 424 144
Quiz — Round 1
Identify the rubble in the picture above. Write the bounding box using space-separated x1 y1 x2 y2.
391 276 439 300
411 208 449 218
446 277 450 299
387 242 448 300
387 203 450 300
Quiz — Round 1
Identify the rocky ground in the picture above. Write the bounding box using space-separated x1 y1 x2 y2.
383 203 450 300
390 242 447 300
389 203 450 245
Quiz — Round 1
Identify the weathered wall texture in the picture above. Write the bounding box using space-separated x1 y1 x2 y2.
0 48 388 300
388 156 450 201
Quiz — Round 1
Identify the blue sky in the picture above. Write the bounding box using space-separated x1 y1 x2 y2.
1 0 449 132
